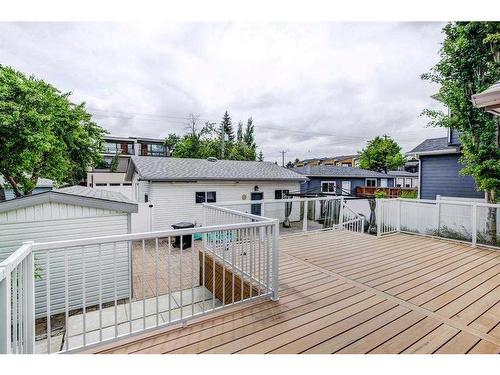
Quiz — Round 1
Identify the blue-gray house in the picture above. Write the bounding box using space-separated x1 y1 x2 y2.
293 165 395 196
410 129 484 200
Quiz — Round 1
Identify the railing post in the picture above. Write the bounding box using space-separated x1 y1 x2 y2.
24 242 35 354
0 265 11 354
361 216 365 234
302 199 308 233
472 204 477 247
397 199 401 233
435 200 441 236
339 197 345 226
271 219 279 301
376 199 382 237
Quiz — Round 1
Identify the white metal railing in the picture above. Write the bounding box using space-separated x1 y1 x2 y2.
211 196 364 236
0 242 35 354
0 207 278 354
377 198 500 248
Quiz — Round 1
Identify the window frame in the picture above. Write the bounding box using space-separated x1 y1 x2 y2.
321 181 337 193
195 191 217 204
274 189 290 200
365 178 377 187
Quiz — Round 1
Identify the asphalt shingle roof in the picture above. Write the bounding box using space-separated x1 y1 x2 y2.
293 165 392 178
128 157 308 182
409 137 459 154
387 170 419 177
54 186 135 204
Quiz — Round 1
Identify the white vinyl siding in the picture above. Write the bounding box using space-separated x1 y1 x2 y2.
0 202 130 318
149 180 300 230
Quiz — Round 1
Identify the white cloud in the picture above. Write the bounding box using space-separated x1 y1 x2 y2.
0 22 447 163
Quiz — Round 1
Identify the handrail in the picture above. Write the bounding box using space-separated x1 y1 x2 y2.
32 221 272 251
202 203 273 222
380 197 500 209
213 196 341 206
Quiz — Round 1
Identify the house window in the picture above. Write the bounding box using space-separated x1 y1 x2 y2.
321 181 336 193
404 178 412 188
396 178 404 187
366 178 377 187
274 189 290 199
195 191 217 204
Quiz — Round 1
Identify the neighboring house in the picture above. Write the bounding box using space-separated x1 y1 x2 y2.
87 134 169 196
387 170 419 189
294 154 359 168
293 165 395 196
0 177 54 201
410 129 484 200
125 156 308 230
0 186 138 317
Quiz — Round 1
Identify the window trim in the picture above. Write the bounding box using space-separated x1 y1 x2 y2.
321 181 337 193
274 189 290 200
365 178 377 187
195 191 217 204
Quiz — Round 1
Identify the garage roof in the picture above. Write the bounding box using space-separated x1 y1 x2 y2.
126 156 308 182
0 186 138 214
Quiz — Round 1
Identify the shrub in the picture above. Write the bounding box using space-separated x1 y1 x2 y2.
400 190 417 199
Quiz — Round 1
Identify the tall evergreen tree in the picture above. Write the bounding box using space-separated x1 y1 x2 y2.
236 121 243 143
243 117 256 150
258 150 264 162
220 110 234 142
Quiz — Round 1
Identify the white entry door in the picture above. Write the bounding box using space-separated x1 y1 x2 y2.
341 180 351 195
380 178 388 188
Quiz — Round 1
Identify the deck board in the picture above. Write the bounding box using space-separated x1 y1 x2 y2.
89 231 500 354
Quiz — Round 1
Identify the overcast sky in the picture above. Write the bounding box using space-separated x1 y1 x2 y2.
0 22 447 163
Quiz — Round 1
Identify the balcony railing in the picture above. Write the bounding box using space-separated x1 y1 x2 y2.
138 150 166 157
211 196 365 236
103 146 135 155
0 206 278 354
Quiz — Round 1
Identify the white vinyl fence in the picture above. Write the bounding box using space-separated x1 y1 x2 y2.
377 198 500 248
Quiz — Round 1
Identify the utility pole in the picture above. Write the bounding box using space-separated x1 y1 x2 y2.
279 150 287 167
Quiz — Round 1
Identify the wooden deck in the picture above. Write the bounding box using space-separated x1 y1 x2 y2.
89 231 500 354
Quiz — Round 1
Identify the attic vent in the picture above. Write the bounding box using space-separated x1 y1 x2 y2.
207 157 218 162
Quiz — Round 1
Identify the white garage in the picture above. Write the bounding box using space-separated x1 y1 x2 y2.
0 186 138 317
125 156 308 231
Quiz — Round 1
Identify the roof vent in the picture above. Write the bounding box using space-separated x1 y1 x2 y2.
207 157 218 162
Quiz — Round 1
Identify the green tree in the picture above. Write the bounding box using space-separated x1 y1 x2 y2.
258 150 264 162
421 22 500 202
0 65 106 196
164 133 180 156
358 135 406 174
236 121 243 143
109 152 120 172
421 22 500 244
243 117 256 150
220 110 234 142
